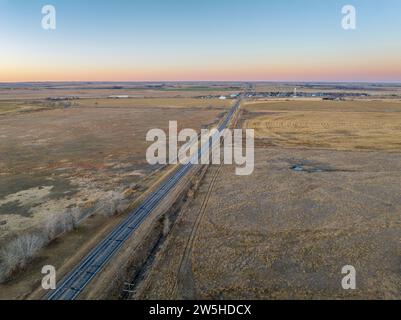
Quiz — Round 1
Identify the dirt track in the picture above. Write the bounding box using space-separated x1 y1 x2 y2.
134 147 401 299
174 164 223 299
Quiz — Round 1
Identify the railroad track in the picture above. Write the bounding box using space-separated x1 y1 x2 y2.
45 99 241 300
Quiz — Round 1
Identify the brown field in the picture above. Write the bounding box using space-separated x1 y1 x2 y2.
252 83 401 96
244 100 401 151
135 149 401 300
0 97 231 115
0 95 232 298
2 83 401 300
0 83 242 100
0 98 231 244
133 98 401 300
76 98 231 109
0 100 52 115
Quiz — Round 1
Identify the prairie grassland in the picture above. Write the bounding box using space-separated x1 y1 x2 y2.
252 83 401 96
0 100 50 115
0 96 229 294
134 98 401 300
244 100 401 151
136 148 401 300
0 99 228 245
244 99 401 112
0 83 241 100
76 98 232 109
0 98 232 116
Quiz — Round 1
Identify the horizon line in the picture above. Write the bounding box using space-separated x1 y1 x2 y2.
1 80 401 85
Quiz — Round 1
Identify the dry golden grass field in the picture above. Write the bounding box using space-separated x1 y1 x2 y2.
244 100 401 151
76 98 231 109
0 100 51 115
0 98 231 242
134 99 401 300
0 95 233 298
252 83 401 96
2 84 401 299
0 83 241 100
136 150 401 300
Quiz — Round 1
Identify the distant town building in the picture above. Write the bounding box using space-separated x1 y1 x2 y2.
108 95 129 99
47 96 79 101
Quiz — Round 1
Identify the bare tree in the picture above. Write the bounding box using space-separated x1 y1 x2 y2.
0 234 46 283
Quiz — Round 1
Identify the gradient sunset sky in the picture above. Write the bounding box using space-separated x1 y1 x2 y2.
1 0 401 82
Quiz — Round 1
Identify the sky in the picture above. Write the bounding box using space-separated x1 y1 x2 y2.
1 0 401 82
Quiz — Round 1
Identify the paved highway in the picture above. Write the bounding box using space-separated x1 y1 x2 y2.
45 99 241 300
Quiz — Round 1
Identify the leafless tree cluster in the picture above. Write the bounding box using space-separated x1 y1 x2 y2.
0 234 45 283
0 190 129 283
0 207 81 283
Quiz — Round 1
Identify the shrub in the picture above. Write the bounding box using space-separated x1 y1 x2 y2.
44 208 78 241
0 233 46 283
94 191 125 217
0 191 127 283
0 207 82 283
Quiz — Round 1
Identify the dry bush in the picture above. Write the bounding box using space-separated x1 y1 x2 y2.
94 191 125 217
44 207 80 241
0 192 129 283
0 208 82 283
0 234 46 283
